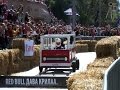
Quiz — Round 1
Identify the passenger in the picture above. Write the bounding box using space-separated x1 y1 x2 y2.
55 38 64 49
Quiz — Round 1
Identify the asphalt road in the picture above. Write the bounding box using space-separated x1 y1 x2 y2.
2 52 96 90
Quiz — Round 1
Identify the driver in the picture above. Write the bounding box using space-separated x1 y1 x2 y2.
55 38 64 49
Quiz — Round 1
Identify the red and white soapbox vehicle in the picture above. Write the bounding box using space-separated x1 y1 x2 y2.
39 34 79 74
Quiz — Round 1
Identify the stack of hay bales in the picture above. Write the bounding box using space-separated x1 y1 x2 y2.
67 57 114 90
67 36 120 90
7 49 21 74
0 38 40 75
95 36 120 59
12 38 27 51
12 38 31 72
32 45 40 67
22 45 40 68
75 44 88 53
67 71 102 90
0 49 22 75
87 57 114 69
76 40 97 52
12 38 40 71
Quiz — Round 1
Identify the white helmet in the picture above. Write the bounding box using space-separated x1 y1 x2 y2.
55 38 61 47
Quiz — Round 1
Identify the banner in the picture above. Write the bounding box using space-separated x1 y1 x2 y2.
24 40 34 56
0 76 68 88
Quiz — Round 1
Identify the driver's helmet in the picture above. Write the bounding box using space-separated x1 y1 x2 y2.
55 38 61 47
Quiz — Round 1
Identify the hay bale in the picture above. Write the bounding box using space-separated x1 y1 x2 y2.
12 39 40 68
89 40 97 52
34 45 40 59
20 45 40 68
67 74 78 90
67 57 114 90
6 48 31 73
9 49 31 72
95 36 120 59
0 42 40 75
30 45 40 67
67 68 105 90
12 38 27 50
75 44 88 53
18 60 31 72
70 78 102 90
118 48 120 56
111 36 120 48
7 49 21 74
67 71 103 90
7 49 21 64
1 51 9 75
86 67 106 79
0 51 9 75
87 57 114 68
76 40 97 52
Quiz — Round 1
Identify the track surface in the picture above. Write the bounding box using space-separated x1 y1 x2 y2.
2 52 96 90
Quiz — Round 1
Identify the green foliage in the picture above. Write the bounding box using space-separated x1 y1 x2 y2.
46 0 71 21
46 0 119 26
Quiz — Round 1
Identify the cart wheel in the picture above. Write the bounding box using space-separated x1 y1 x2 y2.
39 66 43 73
76 59 79 70
72 62 76 72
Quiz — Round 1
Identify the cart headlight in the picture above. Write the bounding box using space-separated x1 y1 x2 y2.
43 57 46 61
65 57 67 61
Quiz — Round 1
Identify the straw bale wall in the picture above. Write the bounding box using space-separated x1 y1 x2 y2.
95 36 120 59
87 57 114 68
75 44 88 53
67 36 120 90
0 50 9 75
0 38 40 75
12 38 27 50
76 40 97 52
67 56 114 90
20 45 40 68
7 49 21 74
12 38 40 69
0 49 21 75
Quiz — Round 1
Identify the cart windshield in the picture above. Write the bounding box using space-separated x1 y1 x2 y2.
43 37 68 50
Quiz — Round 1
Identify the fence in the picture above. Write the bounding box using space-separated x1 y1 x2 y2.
76 36 108 40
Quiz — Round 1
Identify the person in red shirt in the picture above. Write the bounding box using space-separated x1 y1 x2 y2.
6 24 14 48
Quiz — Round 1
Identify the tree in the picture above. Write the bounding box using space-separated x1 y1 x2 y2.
46 0 119 26
46 0 71 22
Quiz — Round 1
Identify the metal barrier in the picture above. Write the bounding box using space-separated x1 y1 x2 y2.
103 57 120 90
76 36 108 40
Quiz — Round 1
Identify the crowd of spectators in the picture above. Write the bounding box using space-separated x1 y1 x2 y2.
74 24 120 36
0 2 73 49
0 1 120 50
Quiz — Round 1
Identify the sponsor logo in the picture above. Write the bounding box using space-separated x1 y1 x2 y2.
5 78 58 86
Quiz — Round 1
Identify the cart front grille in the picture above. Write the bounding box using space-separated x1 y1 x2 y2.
46 57 65 61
